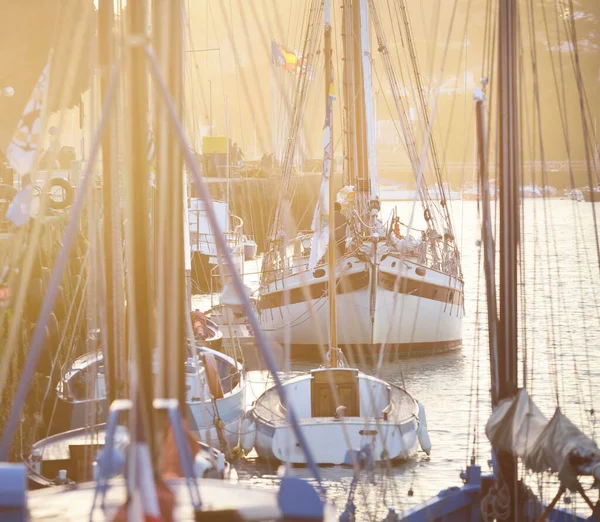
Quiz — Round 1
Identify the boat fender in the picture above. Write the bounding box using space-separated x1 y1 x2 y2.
94 446 125 480
240 412 256 453
216 451 226 472
278 476 324 520
194 452 212 478
417 402 432 455
0 463 26 511
47 177 74 210
203 352 224 399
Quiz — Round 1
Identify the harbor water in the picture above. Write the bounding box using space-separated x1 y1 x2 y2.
194 199 600 519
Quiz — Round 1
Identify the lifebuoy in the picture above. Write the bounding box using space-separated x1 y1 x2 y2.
47 177 74 210
203 352 224 399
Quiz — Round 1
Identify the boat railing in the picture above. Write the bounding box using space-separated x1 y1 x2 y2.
188 208 244 253
260 233 314 285
420 236 462 277
190 230 242 254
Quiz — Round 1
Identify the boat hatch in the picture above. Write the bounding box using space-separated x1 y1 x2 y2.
310 369 359 417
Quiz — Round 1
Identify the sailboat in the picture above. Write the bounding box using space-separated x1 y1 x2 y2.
258 0 463 355
34 342 251 461
0 1 339 519
252 1 430 466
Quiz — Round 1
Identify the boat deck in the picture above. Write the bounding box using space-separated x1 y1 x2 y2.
27 477 337 521
32 425 126 461
254 377 417 426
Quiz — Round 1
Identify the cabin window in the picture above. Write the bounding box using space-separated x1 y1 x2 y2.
416 267 426 276
313 268 326 278
391 261 397 268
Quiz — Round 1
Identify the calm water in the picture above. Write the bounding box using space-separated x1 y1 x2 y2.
197 199 600 520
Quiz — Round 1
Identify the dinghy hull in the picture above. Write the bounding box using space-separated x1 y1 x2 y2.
252 369 425 465
254 417 419 465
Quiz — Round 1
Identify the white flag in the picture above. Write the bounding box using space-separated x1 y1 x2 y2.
6 60 51 176
5 183 33 227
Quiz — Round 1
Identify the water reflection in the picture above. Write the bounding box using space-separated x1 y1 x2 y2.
194 200 600 518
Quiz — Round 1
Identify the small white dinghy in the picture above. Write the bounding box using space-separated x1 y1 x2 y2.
252 365 430 465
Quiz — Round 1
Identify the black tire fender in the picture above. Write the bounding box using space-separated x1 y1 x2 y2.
47 177 74 210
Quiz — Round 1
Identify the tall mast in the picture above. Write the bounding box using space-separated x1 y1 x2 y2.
346 0 377 218
496 0 520 517
497 0 519 407
154 0 186 405
98 0 119 404
351 0 367 204
125 0 157 460
342 1 357 190
325 0 337 367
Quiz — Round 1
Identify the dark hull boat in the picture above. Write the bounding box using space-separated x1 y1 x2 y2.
376 0 600 518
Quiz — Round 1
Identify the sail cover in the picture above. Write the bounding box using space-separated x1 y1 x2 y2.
308 75 335 270
486 389 600 490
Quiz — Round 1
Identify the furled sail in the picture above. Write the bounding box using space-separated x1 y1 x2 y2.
486 389 600 490
308 74 335 270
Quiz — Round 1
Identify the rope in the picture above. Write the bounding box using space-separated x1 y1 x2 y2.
480 483 511 522
325 347 348 368
211 398 230 459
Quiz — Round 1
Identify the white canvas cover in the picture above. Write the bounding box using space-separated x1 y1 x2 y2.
308 88 335 270
486 389 600 490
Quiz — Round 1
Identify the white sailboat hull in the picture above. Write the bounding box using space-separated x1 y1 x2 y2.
187 386 246 451
258 254 463 354
255 417 419 464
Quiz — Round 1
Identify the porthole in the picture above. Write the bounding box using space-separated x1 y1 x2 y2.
391 261 397 268
313 268 326 278
416 267 426 276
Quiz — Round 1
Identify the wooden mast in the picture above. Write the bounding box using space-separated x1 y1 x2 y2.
98 0 118 404
496 0 520 517
325 0 337 367
153 0 186 406
125 0 157 461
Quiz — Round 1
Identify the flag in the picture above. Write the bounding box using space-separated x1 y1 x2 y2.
309 75 335 270
271 39 303 75
6 60 50 176
5 179 33 227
